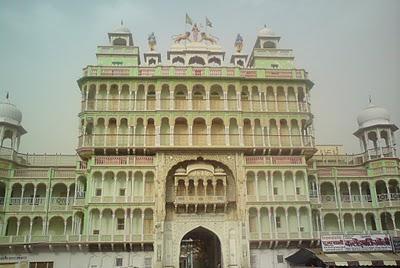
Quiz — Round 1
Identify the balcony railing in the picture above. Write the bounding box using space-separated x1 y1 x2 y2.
82 66 309 80
78 134 315 149
0 146 78 166
0 233 154 245
174 195 226 204
93 155 154 166
81 98 311 113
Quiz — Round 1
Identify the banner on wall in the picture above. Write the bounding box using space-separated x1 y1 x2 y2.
391 237 400 252
321 234 392 252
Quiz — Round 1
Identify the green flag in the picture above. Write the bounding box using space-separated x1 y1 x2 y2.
186 13 193 25
206 17 213 27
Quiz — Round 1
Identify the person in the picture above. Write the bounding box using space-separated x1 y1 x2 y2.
192 23 200 42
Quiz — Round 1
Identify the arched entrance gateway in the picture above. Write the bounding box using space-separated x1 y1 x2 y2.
161 158 242 268
179 227 222 268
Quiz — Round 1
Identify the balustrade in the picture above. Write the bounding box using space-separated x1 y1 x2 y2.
81 98 310 113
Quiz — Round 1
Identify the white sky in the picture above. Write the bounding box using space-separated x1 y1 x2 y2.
0 0 399 154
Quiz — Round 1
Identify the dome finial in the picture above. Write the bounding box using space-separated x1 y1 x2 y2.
6 92 9 100
369 95 372 104
121 19 123 26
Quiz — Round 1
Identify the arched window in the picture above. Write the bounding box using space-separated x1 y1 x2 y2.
113 38 127 46
189 56 205 65
172 56 185 64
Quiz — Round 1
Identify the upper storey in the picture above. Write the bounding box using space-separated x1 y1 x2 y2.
80 23 309 83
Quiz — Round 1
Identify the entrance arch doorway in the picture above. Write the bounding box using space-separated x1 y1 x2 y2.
179 227 222 268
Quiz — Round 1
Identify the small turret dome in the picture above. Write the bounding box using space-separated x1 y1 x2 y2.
357 103 391 128
258 25 276 37
113 25 131 33
0 98 22 125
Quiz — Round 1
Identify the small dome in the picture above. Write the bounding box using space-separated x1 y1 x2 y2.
357 103 391 128
113 24 131 33
258 26 275 37
0 99 22 125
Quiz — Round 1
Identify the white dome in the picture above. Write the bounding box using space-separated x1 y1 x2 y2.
113 25 131 33
258 26 275 37
357 104 391 128
0 100 22 125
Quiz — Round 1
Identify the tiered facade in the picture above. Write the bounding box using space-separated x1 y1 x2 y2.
0 23 398 268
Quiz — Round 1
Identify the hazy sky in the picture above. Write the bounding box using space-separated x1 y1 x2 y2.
0 0 399 154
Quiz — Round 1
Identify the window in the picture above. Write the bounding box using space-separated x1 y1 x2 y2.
273 187 278 195
117 218 125 230
115 257 123 267
271 64 279 69
296 187 301 195
300 226 304 232
93 229 99 235
277 255 284 263
112 61 123 66
119 188 126 196
29 262 54 268
276 216 281 228
96 188 102 196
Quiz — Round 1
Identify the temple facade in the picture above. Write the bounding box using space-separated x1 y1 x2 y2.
0 22 399 268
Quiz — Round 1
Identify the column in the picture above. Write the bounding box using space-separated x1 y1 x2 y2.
19 185 25 211
169 91 174 110
225 127 229 146
377 128 384 157
189 125 193 146
274 90 278 112
32 185 37 211
348 184 353 208
64 219 68 235
141 211 145 240
255 174 259 201
206 91 210 110
170 126 174 146
113 178 117 202
296 208 301 238
295 92 299 112
125 177 129 203
285 89 289 112
285 208 289 238
100 177 104 202
188 90 192 110
271 172 275 201
363 214 368 232
16 219 20 236
124 210 128 239
66 187 70 210
207 126 211 146
239 126 244 146
386 182 392 202
359 184 364 207
257 208 262 239
364 131 371 159
99 213 103 235
320 212 325 232
142 176 146 202
29 220 33 239
237 92 242 111
156 125 160 146
110 211 115 239
223 91 228 111
293 175 297 201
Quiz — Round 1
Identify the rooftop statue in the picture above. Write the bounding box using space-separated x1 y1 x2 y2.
148 32 157 51
200 32 218 45
191 23 201 42
173 32 191 43
234 34 244 53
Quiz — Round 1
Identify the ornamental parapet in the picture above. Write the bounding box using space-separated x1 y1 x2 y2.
245 155 305 166
0 233 154 246
81 65 309 80
93 155 154 166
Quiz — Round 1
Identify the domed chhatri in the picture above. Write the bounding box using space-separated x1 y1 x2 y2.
258 25 276 37
0 96 23 126
357 103 391 128
112 20 131 33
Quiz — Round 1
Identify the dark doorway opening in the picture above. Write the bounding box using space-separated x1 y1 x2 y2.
179 227 222 268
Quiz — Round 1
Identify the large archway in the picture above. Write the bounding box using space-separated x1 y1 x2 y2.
179 227 222 268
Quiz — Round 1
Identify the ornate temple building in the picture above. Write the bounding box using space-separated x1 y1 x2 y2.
0 21 399 268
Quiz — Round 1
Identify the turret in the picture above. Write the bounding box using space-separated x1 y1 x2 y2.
0 94 26 152
354 101 398 159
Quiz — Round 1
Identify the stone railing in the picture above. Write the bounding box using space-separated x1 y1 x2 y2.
82 66 309 80
245 155 305 165
0 233 154 245
93 155 154 166
0 146 78 167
